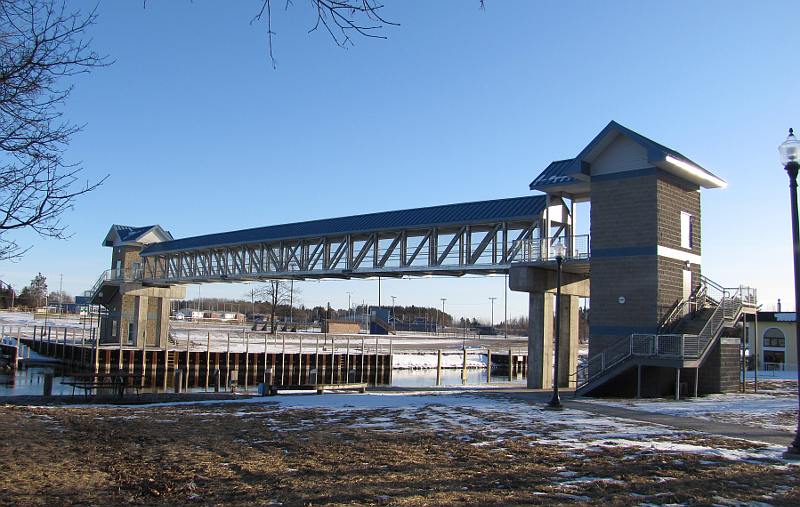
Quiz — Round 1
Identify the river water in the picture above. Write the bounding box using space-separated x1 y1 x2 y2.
0 365 526 397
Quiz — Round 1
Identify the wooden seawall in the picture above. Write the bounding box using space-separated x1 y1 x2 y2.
17 325 393 391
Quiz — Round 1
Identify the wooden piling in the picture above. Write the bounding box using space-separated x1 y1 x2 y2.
244 332 250 391
508 349 514 379
298 335 303 385
13 328 20 370
225 333 231 390
93 328 99 374
436 349 442 386
205 332 211 392
461 348 468 384
360 337 366 383
281 335 286 386
487 349 492 383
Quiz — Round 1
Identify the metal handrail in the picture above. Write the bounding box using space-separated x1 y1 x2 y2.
86 267 144 300
512 234 591 263
576 276 752 391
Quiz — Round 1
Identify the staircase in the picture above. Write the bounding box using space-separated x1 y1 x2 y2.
575 276 756 395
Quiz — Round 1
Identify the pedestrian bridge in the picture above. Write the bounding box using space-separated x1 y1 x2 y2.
92 194 586 291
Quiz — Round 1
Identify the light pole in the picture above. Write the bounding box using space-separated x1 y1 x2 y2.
440 298 447 335
489 297 497 330
346 291 352 320
391 296 397 327
779 129 800 459
547 242 567 410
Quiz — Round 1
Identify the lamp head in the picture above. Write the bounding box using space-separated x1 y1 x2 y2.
779 128 800 166
553 242 567 260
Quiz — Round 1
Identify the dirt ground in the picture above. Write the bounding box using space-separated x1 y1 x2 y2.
0 396 798 506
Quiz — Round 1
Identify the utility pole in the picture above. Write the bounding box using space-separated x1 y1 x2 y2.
489 297 497 330
391 296 397 329
347 292 352 320
59 274 63 315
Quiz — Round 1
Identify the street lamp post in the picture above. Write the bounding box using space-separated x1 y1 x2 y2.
547 242 567 410
440 298 447 335
489 297 497 330
346 291 352 320
779 129 800 459
391 296 397 328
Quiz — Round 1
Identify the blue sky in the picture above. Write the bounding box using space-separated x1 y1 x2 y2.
2 1 799 319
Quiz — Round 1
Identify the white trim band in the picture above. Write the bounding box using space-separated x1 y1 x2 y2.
657 245 701 265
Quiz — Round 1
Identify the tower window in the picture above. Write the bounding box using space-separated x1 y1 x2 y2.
680 212 693 249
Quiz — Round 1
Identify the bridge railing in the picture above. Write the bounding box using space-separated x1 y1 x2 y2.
512 234 590 263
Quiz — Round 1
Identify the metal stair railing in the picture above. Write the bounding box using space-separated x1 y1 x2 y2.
86 267 144 300
576 276 752 392
658 282 708 333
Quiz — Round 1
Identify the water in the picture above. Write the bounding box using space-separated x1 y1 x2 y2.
0 366 525 396
391 368 526 387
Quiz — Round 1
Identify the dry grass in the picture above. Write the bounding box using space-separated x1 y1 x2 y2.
0 398 798 506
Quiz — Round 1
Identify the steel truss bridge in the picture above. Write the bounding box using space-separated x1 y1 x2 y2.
133 195 582 285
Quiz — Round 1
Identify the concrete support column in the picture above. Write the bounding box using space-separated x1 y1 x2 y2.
134 295 149 348
527 292 554 389
558 294 580 388
156 297 170 348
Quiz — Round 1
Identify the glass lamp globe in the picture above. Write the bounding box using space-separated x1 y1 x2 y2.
553 242 567 259
779 128 800 166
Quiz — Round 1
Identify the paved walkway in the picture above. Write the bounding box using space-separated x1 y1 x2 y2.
493 390 796 447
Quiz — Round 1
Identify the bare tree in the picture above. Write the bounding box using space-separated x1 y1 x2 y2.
0 0 107 260
253 280 293 334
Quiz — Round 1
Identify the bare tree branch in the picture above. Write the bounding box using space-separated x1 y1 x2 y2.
0 0 109 261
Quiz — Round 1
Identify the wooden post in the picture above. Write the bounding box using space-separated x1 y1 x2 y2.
80 327 85 367
62 328 67 360
374 337 379 386
636 364 642 398
244 332 250 391
263 332 268 383
93 327 100 374
70 329 76 365
281 335 286 386
162 350 169 392
461 348 468 384
185 329 190 390
174 369 183 394
346 336 350 383
436 349 442 386
206 331 211 392
13 327 20 370
508 349 514 379
694 367 699 398
675 368 681 401
487 349 492 383
118 326 124 372
226 333 231 390
360 337 365 383
140 336 146 388
298 334 303 385
330 337 336 384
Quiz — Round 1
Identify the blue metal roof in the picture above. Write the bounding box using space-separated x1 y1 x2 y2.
116 225 157 242
141 195 547 255
529 159 580 190
529 121 725 192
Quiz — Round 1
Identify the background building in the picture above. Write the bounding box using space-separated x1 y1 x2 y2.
746 312 798 372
